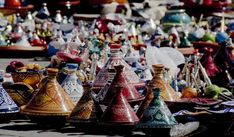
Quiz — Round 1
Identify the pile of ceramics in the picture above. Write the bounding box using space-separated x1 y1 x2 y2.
0 0 234 136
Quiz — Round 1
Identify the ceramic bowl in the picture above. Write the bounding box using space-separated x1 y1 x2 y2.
11 71 43 88
162 9 191 26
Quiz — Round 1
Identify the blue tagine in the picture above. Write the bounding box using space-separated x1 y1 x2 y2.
61 63 84 104
0 79 19 123
136 86 177 135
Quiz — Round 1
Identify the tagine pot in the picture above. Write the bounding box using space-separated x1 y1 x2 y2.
20 68 74 126
136 87 178 136
148 64 180 102
69 90 103 130
0 82 19 123
92 44 145 92
11 71 44 89
99 83 139 133
3 82 34 106
96 65 145 107
61 63 84 104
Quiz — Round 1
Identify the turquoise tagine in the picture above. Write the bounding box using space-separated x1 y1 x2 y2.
136 87 177 135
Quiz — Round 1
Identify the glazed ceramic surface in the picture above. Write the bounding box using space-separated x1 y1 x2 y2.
0 83 19 114
12 71 43 89
137 87 177 129
92 44 144 90
162 9 191 26
96 65 144 105
148 64 180 102
61 63 84 104
100 85 139 125
4 82 34 106
69 90 103 123
21 68 74 116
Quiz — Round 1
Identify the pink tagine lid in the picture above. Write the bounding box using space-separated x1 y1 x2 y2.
92 44 145 91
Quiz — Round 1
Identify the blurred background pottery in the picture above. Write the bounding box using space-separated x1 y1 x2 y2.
162 9 191 29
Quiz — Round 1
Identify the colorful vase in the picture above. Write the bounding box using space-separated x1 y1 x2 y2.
0 82 19 122
136 87 177 134
69 90 103 126
92 44 144 92
148 64 180 102
96 65 144 105
20 68 74 125
61 63 84 104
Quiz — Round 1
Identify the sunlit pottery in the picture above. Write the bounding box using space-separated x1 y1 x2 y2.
162 9 191 27
148 64 180 102
136 87 177 135
20 68 74 126
0 82 19 123
11 71 44 89
96 65 144 106
92 44 145 92
61 63 84 104
69 90 103 128
3 82 34 106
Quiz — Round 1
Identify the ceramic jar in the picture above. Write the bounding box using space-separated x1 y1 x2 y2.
61 63 84 104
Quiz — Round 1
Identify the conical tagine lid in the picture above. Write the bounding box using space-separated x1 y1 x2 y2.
0 84 19 114
137 87 177 129
69 90 103 123
92 44 144 90
96 65 144 104
21 68 74 116
100 84 139 125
